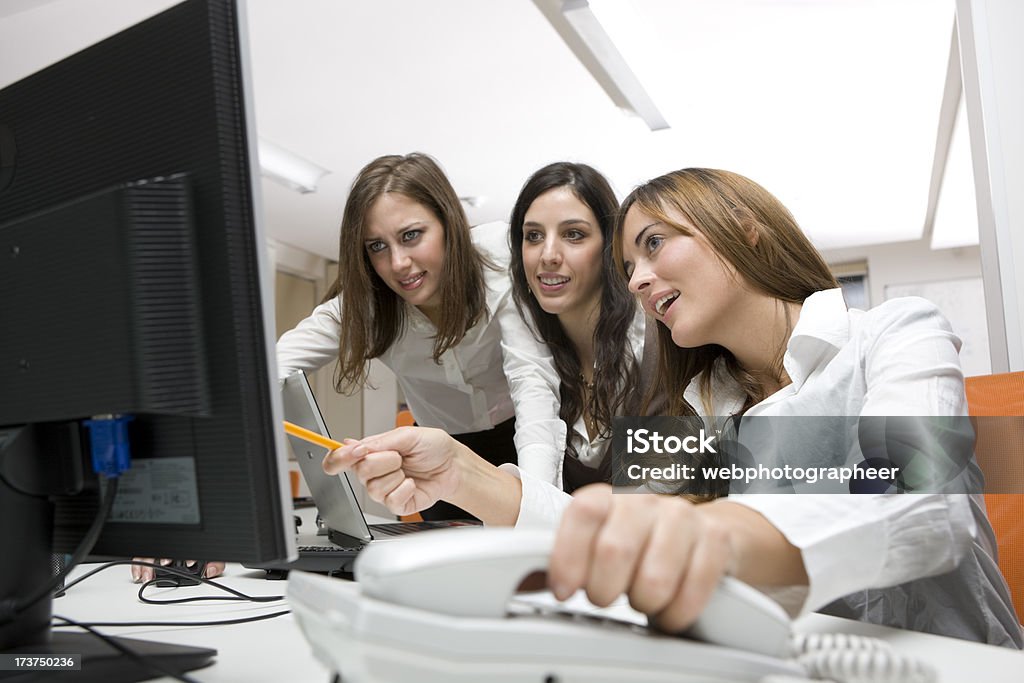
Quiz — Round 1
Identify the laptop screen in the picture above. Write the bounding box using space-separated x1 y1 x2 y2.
281 372 372 543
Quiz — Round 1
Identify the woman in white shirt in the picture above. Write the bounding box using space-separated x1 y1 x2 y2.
322 167 1021 647
506 162 644 492
276 153 562 519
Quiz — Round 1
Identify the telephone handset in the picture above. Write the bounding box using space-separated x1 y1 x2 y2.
356 527 792 657
287 528 937 683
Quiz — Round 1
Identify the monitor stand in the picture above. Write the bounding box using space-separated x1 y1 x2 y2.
0 427 215 683
3 633 215 683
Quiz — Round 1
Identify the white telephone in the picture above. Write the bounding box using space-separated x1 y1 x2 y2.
286 528 936 683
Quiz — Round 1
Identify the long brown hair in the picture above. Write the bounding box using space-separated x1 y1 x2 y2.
324 153 489 394
509 162 638 459
614 168 838 417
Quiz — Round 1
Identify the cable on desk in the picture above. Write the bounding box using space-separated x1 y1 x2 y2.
53 558 290 628
51 609 292 629
60 559 285 604
0 477 119 625
137 573 284 606
52 614 201 683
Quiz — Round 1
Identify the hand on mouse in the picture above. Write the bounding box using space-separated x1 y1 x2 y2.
130 558 225 583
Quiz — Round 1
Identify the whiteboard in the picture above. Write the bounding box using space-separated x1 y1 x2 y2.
884 277 991 377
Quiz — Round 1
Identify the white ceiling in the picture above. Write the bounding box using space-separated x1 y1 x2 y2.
0 0 969 261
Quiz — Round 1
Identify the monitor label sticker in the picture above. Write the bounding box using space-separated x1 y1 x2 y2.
111 457 200 524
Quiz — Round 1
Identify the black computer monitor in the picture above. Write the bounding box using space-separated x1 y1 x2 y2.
0 0 294 678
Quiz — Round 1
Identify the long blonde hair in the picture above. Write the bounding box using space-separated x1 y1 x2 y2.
324 153 490 394
614 168 838 416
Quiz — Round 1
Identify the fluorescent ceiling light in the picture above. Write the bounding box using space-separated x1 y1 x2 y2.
931 96 979 249
459 195 486 208
257 138 330 194
559 0 669 131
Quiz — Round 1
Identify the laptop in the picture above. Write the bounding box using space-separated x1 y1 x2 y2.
247 371 479 575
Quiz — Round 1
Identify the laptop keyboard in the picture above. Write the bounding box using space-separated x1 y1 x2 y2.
299 544 364 553
249 520 483 575
370 520 480 538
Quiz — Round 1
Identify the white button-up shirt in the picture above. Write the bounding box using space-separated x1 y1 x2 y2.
277 221 565 482
502 289 1022 646
564 307 647 477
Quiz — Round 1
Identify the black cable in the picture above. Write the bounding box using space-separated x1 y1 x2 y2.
51 558 289 628
51 609 291 628
138 579 259 605
136 572 283 605
46 542 289 661
59 559 284 604
1 477 119 624
52 615 201 683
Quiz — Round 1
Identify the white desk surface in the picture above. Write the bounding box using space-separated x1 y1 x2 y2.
52 559 1022 683
54 561 328 682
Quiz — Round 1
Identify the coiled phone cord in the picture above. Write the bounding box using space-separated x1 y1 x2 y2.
781 632 938 683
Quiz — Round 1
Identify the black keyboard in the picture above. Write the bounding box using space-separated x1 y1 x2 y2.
244 543 363 575
298 543 364 553
369 519 480 538
245 519 482 576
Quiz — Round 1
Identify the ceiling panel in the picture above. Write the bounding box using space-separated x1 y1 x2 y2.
0 0 957 258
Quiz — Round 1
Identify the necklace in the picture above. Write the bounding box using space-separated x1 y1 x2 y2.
580 374 598 440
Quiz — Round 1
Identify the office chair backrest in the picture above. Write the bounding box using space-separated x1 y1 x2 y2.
965 371 1024 622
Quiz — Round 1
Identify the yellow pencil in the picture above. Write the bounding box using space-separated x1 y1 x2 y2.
283 420 344 451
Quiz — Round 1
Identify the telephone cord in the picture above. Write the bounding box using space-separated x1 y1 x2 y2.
788 632 937 683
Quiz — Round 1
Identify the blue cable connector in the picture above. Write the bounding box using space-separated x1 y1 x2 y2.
83 414 134 477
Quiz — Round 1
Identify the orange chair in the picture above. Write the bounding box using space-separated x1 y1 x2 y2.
395 408 423 522
965 371 1024 620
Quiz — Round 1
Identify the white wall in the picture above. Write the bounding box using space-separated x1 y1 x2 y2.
821 241 983 309
821 239 989 374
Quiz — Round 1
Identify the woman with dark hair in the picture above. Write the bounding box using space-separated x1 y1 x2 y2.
506 162 645 491
319 167 1021 648
275 153 563 519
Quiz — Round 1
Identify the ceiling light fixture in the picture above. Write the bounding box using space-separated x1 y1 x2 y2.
257 138 330 194
459 195 486 209
557 0 668 131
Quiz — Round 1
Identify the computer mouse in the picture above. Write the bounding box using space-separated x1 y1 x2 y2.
153 560 208 587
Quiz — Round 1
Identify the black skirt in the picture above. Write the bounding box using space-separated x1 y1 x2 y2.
419 417 518 521
561 449 609 494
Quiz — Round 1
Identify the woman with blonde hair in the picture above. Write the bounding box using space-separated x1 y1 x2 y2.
319 167 1021 648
